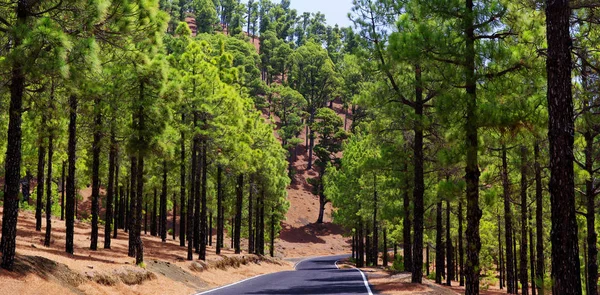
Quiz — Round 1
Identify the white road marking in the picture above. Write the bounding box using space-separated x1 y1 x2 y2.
355 267 374 295
293 257 313 269
193 272 272 295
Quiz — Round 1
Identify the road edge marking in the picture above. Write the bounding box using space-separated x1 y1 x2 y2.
293 256 315 270
355 267 374 295
193 272 272 295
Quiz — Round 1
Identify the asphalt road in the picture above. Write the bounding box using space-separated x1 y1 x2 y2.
195 255 374 295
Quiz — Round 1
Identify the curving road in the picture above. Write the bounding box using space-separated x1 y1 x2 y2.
195 255 374 295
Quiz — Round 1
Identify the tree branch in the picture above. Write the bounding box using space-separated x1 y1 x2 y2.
483 62 525 79
570 0 600 9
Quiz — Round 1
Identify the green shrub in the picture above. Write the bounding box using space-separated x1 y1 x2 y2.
392 255 404 271
427 271 436 280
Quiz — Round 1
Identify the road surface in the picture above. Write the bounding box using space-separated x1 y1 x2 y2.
195 255 374 295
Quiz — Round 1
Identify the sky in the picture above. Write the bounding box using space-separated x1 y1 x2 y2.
242 0 355 28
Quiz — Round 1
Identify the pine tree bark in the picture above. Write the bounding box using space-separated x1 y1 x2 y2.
534 142 544 295
403 176 412 272
520 146 529 295
498 214 504 290
61 161 65 221
216 165 223 254
44 128 54 247
234 174 244 254
1 4 27 269
270 206 275 257
357 219 364 267
209 211 213 246
160 161 168 242
186 147 195 260
503 145 516 294
125 181 130 233
151 188 157 236
190 113 198 258
128 156 138 258
383 228 388 267
412 64 425 283
65 95 78 255
194 124 201 253
459 200 464 286
446 200 453 286
248 175 254 254
144 201 148 235
545 1 582 293
464 0 482 292
105 126 116 249
372 174 378 267
35 117 46 232
436 201 443 284
199 140 208 260
90 97 102 251
584 131 598 295
530 215 536 295
135 155 145 265
180 115 186 247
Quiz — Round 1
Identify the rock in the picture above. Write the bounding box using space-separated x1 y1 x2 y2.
87 265 94 269
31 244 37 248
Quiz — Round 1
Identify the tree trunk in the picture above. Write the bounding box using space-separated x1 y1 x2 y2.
535 146 544 294
530 215 536 295
173 195 177 240
459 200 464 286
503 145 516 294
308 111 315 170
520 146 529 295
235 174 244 254
383 228 388 267
584 130 598 295
372 173 378 267
464 1 482 291
44 129 54 247
65 95 78 255
403 175 413 272
180 115 186 247
120 185 125 230
270 206 275 257
1 5 27 268
412 64 425 283
545 1 582 293
248 175 254 254
152 188 157 236
357 219 365 267
128 156 138 258
199 139 208 260
366 225 371 266
125 180 130 233
209 211 212 246
61 162 65 221
186 149 195 261
105 126 116 249
194 125 201 253
436 201 444 284
160 161 168 242
216 165 223 254
135 155 145 265
35 117 46 232
90 97 102 251
259 190 265 255
113 162 120 239
189 113 198 259
499 214 504 290
446 200 453 286
145 201 148 235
